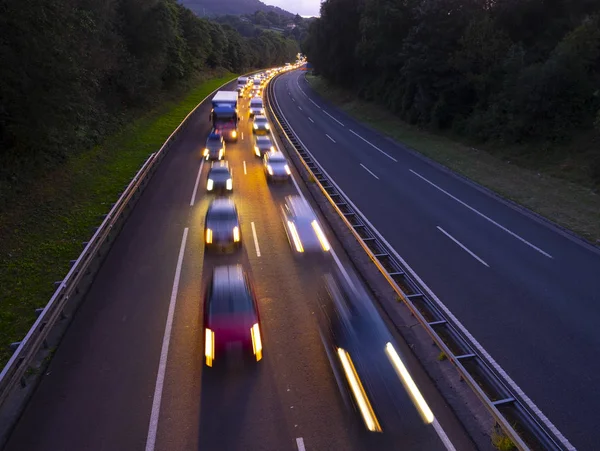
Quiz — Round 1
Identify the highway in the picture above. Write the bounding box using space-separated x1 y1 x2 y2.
272 70 600 449
4 77 474 451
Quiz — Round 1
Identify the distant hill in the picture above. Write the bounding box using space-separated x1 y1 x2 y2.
178 0 294 18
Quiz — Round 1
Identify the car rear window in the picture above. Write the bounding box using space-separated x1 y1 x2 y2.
251 100 263 107
209 280 254 315
209 208 237 221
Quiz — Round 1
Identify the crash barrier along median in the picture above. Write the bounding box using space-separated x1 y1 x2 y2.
264 74 575 451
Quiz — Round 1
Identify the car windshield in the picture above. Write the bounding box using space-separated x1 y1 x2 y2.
251 101 263 108
256 118 267 125
209 281 254 315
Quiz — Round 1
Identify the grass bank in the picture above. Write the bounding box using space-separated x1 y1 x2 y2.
306 74 600 244
0 72 237 367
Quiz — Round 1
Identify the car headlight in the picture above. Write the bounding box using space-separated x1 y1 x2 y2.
233 226 240 242
231 130 237 138
226 178 232 190
207 179 214 191
311 220 331 252
205 228 213 244
219 148 224 159
265 123 270 129
254 146 261 156
260 109 265 114
284 164 291 175
253 123 258 129
287 221 304 253
203 148 209 156
270 146 275 152
267 165 273 175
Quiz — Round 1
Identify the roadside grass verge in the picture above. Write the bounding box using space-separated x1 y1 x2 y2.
305 74 600 244
0 72 237 367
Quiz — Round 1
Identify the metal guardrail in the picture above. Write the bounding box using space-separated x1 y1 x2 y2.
265 75 575 451
0 72 256 447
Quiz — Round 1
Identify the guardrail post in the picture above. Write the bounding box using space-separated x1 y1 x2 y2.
9 342 21 352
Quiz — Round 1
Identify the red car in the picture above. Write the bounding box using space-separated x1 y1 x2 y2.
204 265 263 367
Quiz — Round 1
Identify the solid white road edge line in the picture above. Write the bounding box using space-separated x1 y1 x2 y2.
251 221 261 257
269 83 574 449
326 134 336 143
309 98 321 109
243 161 247 175
145 227 189 451
360 163 379 180
190 159 205 206
295 75 308 98
411 170 553 259
308 117 314 123
433 419 457 451
296 437 306 451
349 129 398 162
437 226 489 268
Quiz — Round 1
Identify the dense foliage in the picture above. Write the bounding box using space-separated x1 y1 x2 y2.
0 0 298 193
215 12 312 43
304 0 600 184
179 0 293 18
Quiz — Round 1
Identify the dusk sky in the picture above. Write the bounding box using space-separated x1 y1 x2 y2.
263 0 321 17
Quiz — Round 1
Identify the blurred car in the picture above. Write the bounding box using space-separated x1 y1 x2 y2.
264 151 291 182
203 132 225 161
317 268 439 445
254 135 275 158
249 98 265 118
205 198 241 252
206 161 233 193
252 115 270 135
204 265 263 367
281 195 330 254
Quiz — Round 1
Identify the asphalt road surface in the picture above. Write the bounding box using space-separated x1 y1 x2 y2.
272 70 600 450
4 78 474 451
